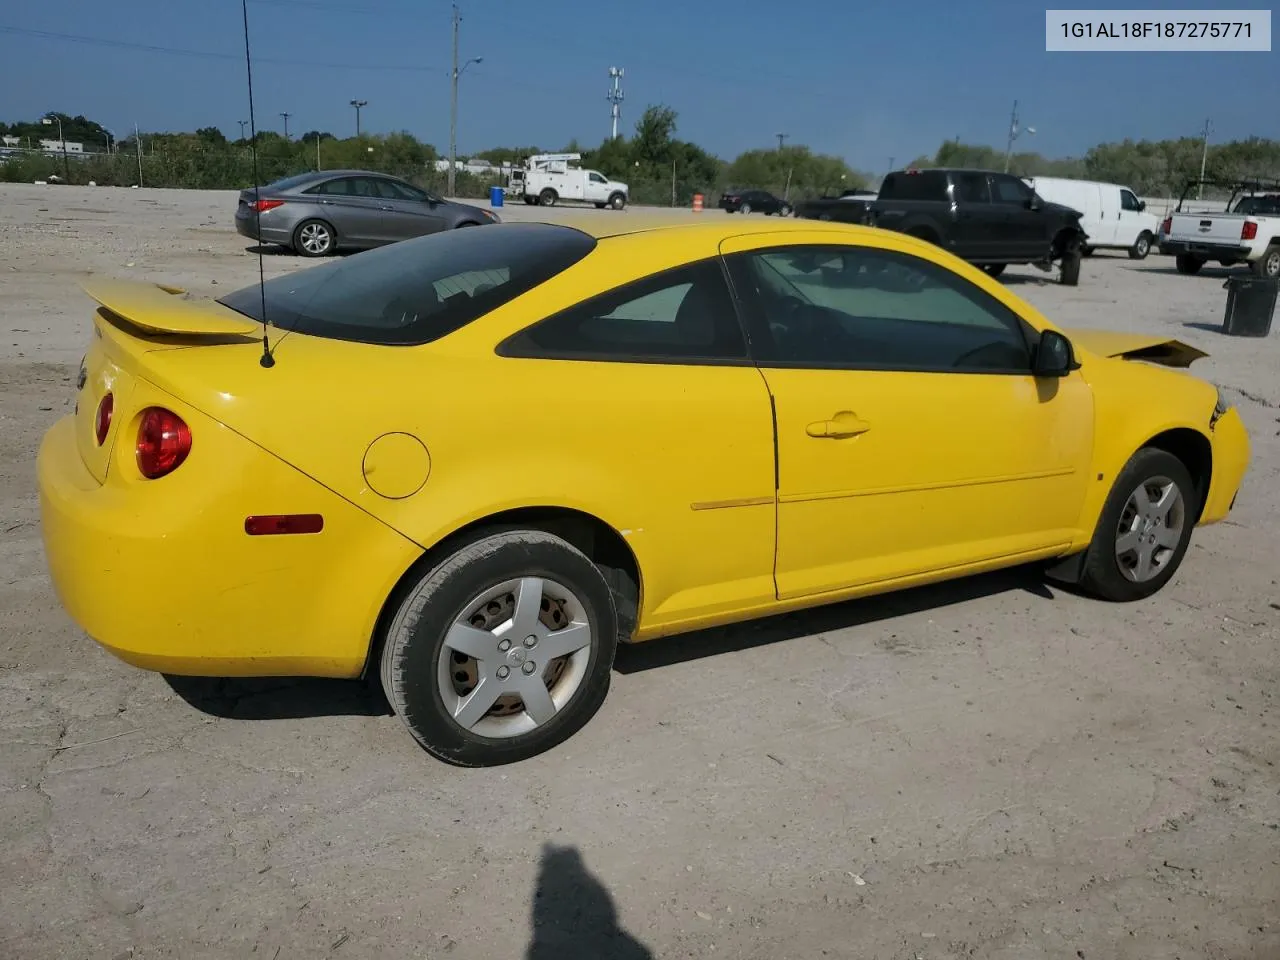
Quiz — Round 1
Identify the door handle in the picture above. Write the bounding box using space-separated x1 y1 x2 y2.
806 412 871 438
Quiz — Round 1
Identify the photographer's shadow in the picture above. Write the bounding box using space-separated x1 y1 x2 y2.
526 844 653 960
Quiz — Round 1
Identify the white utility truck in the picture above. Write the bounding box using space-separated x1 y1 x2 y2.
510 153 629 209
1158 178 1280 278
1025 176 1160 260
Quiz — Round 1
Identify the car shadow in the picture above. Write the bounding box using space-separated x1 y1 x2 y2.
999 273 1056 287
242 244 353 259
163 675 391 720
165 566 1058 718
1183 321 1227 335
525 843 653 960
1142 265 1240 278
613 565 1054 674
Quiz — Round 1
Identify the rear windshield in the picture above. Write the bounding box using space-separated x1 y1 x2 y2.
1233 194 1280 215
217 223 597 345
879 171 948 202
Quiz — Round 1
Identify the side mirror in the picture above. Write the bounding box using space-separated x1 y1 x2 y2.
1138 200 1147 211
1026 195 1042 211
1033 330 1075 377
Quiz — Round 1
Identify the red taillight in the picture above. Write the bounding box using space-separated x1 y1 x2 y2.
244 514 325 536
135 407 191 479
253 198 285 212
1241 221 1258 241
94 392 113 446
1161 216 1172 234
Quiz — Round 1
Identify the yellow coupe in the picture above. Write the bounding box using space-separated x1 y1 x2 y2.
38 217 1250 766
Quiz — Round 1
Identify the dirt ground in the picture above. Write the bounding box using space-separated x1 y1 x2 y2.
2 184 1278 960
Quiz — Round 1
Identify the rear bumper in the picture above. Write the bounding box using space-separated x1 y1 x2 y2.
1201 406 1250 525
38 402 421 678
234 210 293 246
1159 239 1250 261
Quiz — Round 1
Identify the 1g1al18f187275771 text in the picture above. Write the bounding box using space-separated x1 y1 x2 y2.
1045 9 1271 51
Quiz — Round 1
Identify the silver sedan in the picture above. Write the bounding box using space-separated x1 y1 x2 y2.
234 169 500 257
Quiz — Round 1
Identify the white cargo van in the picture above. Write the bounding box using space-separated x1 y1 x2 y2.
1025 177 1160 259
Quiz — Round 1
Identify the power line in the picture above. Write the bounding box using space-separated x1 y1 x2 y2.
0 24 439 72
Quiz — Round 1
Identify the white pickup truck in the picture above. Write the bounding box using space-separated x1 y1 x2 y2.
1158 180 1280 278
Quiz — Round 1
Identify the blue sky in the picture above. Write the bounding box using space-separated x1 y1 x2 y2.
1 0 1275 173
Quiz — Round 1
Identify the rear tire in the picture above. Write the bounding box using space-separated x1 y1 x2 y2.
1175 254 1205 275
1078 448 1198 602
740 202 752 214
983 263 1007 278
779 203 793 217
539 189 558 207
1128 231 1153 260
1250 245 1280 278
293 219 336 257
380 530 618 767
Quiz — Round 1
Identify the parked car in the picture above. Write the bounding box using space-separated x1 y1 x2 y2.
1026 176 1159 259
794 188 878 224
234 169 500 257
39 217 1249 766
1159 177 1280 278
719 188 792 215
868 168 1088 284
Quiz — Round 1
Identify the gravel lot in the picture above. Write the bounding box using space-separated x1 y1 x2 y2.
2 184 1278 960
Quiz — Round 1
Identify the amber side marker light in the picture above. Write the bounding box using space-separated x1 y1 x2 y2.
244 514 325 536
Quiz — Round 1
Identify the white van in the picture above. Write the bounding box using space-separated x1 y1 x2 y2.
1025 176 1160 260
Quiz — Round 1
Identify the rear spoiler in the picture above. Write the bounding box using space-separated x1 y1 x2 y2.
82 280 262 338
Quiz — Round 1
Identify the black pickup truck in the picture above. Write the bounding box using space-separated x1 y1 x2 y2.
867 168 1088 284
794 188 878 224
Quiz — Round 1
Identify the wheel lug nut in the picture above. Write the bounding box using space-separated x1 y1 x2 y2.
496 666 510 680
524 635 538 648
522 661 537 675
498 639 511 651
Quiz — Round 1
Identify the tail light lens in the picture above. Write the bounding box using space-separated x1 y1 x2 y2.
94 392 113 445
1161 216 1172 235
136 407 192 479
1241 221 1258 241
253 198 285 212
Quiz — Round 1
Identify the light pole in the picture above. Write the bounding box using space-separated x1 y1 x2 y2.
350 99 368 138
42 114 70 180
279 112 291 140
1003 100 1036 173
775 132 788 151
1197 118 1212 201
448 2 483 198
238 119 249 141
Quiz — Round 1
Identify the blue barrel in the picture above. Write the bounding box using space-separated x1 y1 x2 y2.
489 185 505 208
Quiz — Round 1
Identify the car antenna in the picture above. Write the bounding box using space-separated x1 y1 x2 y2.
240 0 274 368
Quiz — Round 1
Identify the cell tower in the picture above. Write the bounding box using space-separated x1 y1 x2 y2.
607 67 625 140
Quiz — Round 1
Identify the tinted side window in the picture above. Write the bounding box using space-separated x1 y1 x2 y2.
307 177 354 196
1120 189 1142 211
880 171 947 201
728 245 1033 373
954 172 990 203
373 178 426 201
501 259 747 362
991 175 1032 204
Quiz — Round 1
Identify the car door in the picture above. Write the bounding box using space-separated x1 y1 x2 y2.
496 256 778 631
584 171 610 203
305 176 389 247
951 171 995 260
988 174 1047 258
1115 187 1147 247
721 231 1094 601
373 177 447 241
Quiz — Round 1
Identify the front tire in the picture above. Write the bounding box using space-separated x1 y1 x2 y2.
1128 231 1153 260
380 530 618 767
779 203 793 217
608 192 626 210
740 202 752 214
293 219 335 257
1078 448 1198 602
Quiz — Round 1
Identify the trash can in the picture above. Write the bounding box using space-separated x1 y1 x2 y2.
489 185 505 209
1222 275 1278 337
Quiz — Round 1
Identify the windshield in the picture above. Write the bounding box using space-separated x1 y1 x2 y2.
217 223 597 345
